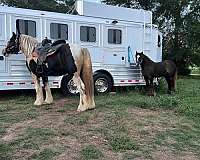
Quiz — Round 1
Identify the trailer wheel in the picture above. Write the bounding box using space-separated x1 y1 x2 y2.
93 73 113 94
61 75 79 96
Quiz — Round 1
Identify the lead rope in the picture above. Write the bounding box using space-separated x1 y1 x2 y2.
128 46 135 64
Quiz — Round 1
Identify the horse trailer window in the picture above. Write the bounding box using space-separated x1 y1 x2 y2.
50 23 68 40
80 26 96 42
108 29 122 44
16 19 36 37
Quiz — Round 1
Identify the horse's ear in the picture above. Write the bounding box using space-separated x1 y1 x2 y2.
12 32 16 38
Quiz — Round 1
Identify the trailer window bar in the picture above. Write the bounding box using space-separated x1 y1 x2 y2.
50 23 68 40
16 19 36 37
80 26 96 42
108 29 122 44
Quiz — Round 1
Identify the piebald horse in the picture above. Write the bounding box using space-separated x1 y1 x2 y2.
2 32 95 112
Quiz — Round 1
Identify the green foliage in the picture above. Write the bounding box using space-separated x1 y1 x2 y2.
0 143 13 160
103 0 200 75
81 145 103 160
29 148 61 160
1 0 75 13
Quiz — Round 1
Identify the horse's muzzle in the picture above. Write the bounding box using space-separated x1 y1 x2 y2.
136 60 143 65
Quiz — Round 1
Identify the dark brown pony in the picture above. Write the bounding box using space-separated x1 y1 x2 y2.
135 51 177 96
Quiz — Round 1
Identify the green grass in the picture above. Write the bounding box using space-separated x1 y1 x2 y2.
0 76 200 159
109 134 139 151
81 145 103 160
0 143 13 160
28 148 62 160
64 111 91 125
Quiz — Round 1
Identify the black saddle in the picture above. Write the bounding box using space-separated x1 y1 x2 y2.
33 37 66 75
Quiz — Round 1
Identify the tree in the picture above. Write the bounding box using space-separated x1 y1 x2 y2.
103 0 200 75
2 0 200 75
1 0 75 13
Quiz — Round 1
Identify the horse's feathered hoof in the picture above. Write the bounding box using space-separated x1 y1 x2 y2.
77 108 87 112
34 100 43 106
43 101 53 105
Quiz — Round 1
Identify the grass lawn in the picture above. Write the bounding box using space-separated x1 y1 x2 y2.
0 76 200 160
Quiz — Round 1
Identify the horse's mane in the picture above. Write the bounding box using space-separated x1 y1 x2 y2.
143 53 154 63
19 34 38 57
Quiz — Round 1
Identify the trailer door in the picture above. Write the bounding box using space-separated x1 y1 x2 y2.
0 14 7 75
103 26 126 65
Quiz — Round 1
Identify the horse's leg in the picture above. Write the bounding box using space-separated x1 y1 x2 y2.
42 76 53 104
171 71 177 93
144 76 151 95
149 78 156 96
32 74 44 105
72 72 87 112
165 76 172 94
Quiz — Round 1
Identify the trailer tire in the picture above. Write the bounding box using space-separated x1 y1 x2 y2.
61 75 79 96
93 73 113 94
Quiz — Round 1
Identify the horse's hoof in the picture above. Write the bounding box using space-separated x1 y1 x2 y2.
77 109 87 112
77 106 87 112
44 99 53 105
88 106 95 110
167 90 172 94
87 102 95 110
147 92 156 97
34 101 43 106
43 101 53 105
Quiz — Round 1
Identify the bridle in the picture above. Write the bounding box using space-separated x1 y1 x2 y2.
136 54 143 65
15 34 21 54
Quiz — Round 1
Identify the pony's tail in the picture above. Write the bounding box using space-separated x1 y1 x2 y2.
81 48 95 109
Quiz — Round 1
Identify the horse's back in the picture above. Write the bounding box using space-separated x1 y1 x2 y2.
69 44 82 58
163 60 176 76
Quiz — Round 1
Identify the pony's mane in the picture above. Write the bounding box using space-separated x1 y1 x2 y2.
143 53 153 62
20 34 38 57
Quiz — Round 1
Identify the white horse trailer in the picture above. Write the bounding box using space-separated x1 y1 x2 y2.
0 1 162 94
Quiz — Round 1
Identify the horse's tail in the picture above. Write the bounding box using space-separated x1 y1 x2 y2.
81 48 95 109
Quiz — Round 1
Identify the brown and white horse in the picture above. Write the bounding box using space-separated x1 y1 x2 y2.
2 32 95 112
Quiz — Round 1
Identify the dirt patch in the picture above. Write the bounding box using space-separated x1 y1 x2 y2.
2 119 35 142
1 98 199 160
53 98 78 108
55 136 82 160
152 148 199 160
1 98 78 143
